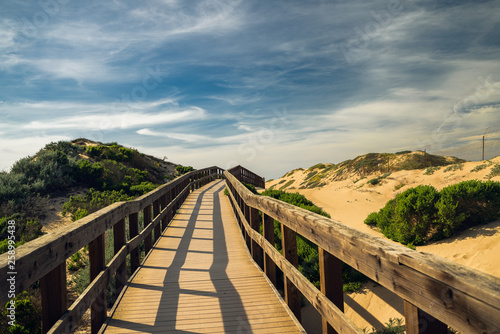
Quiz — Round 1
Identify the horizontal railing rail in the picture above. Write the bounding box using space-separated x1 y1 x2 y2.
0 166 224 334
224 170 500 334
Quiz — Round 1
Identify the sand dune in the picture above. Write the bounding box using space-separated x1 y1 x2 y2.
267 158 500 331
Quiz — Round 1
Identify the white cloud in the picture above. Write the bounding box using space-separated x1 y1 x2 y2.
0 135 72 172
23 108 205 131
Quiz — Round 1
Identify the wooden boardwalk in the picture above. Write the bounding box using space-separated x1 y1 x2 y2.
103 179 304 334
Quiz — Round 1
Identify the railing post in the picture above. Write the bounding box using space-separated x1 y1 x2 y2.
319 248 343 334
263 213 277 286
129 212 140 273
144 205 152 255
160 194 168 231
404 301 447 334
113 218 127 296
153 199 161 242
281 224 301 322
41 262 67 333
90 234 106 334
244 203 251 251
249 207 263 269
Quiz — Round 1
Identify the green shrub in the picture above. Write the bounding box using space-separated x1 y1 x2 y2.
366 180 500 245
242 182 258 194
175 165 194 175
62 189 133 221
424 166 441 175
487 164 500 179
0 291 41 334
279 180 294 190
362 318 404 334
471 164 487 173
129 182 158 196
343 282 361 293
364 212 378 226
444 163 464 173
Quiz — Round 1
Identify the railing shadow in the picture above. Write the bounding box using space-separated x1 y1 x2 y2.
113 179 250 333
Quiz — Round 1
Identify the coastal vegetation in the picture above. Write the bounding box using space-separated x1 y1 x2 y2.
365 180 500 246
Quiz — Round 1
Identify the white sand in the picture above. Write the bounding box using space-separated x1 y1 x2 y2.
268 159 500 331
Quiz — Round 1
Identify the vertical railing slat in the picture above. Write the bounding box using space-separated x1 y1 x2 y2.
113 218 127 296
281 224 301 322
144 205 152 254
404 301 448 334
263 212 277 286
129 212 140 273
319 247 344 334
249 206 263 269
89 234 106 334
41 263 67 334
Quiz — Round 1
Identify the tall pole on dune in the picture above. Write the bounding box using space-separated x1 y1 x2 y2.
482 135 485 161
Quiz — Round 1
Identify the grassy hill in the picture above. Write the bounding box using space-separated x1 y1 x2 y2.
0 139 182 251
272 151 465 190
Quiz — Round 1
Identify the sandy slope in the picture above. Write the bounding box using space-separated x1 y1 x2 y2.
267 158 500 331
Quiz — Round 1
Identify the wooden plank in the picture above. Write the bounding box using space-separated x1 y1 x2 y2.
41 263 67 334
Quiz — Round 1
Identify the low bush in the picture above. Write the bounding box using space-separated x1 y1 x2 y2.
365 180 500 245
62 189 133 221
176 165 194 175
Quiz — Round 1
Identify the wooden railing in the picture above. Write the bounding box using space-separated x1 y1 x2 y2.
224 170 500 334
0 167 224 334
227 165 266 188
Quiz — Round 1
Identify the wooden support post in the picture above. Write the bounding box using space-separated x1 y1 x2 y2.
404 300 447 334
281 224 301 322
90 234 106 334
113 218 127 296
41 262 67 334
263 213 277 286
160 194 168 231
244 203 251 251
129 212 140 273
153 199 161 242
319 248 344 334
144 205 152 255
249 207 263 269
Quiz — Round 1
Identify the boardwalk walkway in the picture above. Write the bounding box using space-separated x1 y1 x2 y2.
103 179 304 333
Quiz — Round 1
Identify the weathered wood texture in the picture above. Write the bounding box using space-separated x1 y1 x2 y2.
0 167 223 334
225 170 500 334
103 179 304 334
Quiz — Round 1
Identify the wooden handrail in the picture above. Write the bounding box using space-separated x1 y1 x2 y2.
0 166 224 334
224 170 500 334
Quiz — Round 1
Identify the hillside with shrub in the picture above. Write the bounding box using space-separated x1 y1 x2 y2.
270 151 465 190
365 180 500 247
0 138 182 252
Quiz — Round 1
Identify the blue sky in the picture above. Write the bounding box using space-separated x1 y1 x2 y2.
1 0 500 179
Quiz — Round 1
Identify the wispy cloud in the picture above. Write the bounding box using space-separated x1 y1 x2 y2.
1 0 500 177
